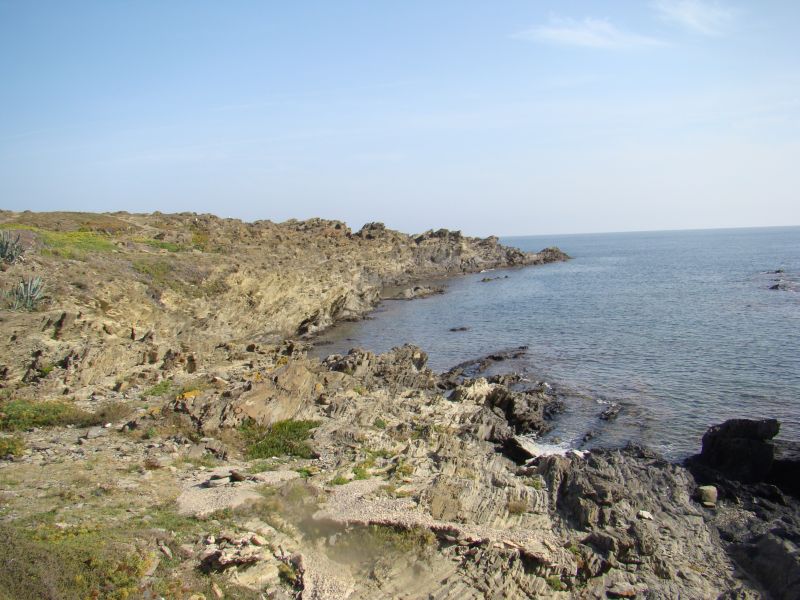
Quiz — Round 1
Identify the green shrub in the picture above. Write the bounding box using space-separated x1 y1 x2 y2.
136 238 184 252
0 521 149 600
373 417 387 429
0 399 100 431
353 466 369 480
507 499 528 515
0 435 25 458
239 419 319 459
546 575 566 591
5 276 44 311
329 475 349 486
132 259 171 282
0 231 24 264
0 224 117 259
142 380 173 397
524 475 544 490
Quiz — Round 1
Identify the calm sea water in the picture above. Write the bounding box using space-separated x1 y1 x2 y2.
313 227 800 458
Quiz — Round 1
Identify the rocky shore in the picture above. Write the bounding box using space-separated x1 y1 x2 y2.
0 211 797 599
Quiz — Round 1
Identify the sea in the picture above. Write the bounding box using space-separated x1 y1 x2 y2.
312 227 800 459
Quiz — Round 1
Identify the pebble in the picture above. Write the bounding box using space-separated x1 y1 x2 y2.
637 510 654 521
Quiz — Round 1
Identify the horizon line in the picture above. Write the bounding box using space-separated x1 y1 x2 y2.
500 224 800 238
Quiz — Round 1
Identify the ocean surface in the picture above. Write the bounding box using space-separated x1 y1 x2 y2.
313 227 800 459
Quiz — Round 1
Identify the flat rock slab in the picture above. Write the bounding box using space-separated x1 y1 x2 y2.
177 466 299 517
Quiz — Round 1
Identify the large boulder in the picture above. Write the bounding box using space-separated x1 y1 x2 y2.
694 418 779 483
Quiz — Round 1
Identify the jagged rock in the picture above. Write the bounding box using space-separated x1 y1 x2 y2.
324 345 436 391
387 285 445 300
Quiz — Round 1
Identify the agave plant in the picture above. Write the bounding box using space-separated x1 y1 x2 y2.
0 230 24 264
7 276 45 311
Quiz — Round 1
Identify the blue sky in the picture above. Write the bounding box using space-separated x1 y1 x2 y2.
1 1 798 235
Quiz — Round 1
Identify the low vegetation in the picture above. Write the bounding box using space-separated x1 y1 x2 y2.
0 230 24 264
0 520 149 600
142 380 174 397
0 223 117 259
134 238 185 252
239 419 320 459
0 435 25 458
506 499 528 515
0 399 129 431
4 276 44 311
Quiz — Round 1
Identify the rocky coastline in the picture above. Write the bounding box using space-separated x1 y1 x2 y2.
0 211 797 599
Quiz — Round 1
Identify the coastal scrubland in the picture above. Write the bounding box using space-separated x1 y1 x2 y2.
0 210 796 599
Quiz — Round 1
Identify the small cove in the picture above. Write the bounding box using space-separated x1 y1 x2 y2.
313 226 800 459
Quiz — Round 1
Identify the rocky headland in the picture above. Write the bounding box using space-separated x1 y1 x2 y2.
0 211 797 599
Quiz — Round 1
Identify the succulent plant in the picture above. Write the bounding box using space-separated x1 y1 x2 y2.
0 231 24 264
6 276 45 311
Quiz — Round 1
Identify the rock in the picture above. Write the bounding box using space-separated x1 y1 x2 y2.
599 404 621 421
697 485 718 507
389 285 445 300
158 543 173 559
178 543 195 558
83 426 108 440
211 581 224 599
324 345 436 391
637 510 654 520
204 475 231 488
229 470 247 482
229 561 280 590
449 326 469 332
692 418 780 483
607 583 637 598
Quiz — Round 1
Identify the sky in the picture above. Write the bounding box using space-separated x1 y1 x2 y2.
1 1 799 236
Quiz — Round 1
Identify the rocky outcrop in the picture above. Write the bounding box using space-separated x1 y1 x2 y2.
686 419 800 600
384 285 444 300
0 211 568 399
687 417 800 496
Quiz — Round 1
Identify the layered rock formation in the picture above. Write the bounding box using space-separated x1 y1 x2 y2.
0 211 567 399
1 210 794 599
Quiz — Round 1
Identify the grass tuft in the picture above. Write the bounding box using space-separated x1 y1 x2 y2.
0 435 25 458
142 380 173 397
239 419 319 459
0 399 127 431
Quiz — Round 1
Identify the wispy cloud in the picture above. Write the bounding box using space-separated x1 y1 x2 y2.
652 0 737 35
513 17 664 49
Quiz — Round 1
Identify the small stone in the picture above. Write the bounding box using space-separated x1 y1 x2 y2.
159 543 173 559
204 477 230 488
250 534 267 546
84 426 108 440
188 594 206 600
211 581 224 599
178 543 195 558
698 485 718 507
205 535 216 545
637 510 654 521
229 470 247 482
143 555 160 577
